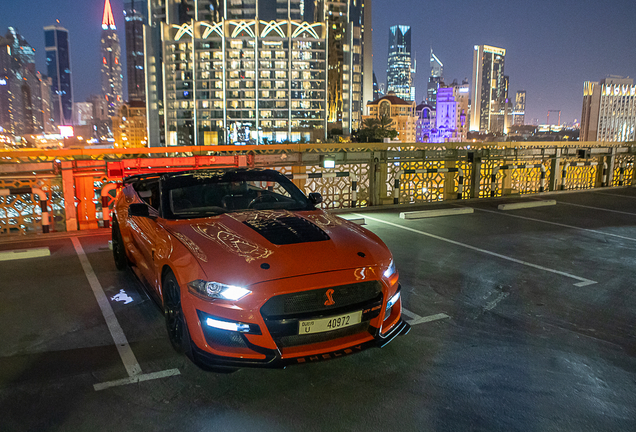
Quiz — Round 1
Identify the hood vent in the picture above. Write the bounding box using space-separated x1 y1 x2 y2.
243 216 330 245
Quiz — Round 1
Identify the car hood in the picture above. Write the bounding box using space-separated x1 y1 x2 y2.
163 210 391 287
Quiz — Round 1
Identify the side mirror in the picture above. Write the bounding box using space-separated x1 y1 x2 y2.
128 203 150 218
308 193 323 205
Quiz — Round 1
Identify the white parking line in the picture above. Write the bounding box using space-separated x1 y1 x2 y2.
401 308 421 320
591 191 636 200
409 313 451 326
402 308 450 326
93 369 181 391
471 207 636 242
357 213 597 287
0 247 50 261
71 237 180 390
72 237 143 377
558 201 636 216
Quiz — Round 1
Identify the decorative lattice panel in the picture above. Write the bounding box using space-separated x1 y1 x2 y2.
613 156 634 186
491 160 551 197
397 161 446 204
303 163 369 209
0 177 64 235
561 159 597 190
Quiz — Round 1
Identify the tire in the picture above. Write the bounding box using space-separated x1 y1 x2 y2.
163 271 192 355
162 271 238 373
112 220 128 271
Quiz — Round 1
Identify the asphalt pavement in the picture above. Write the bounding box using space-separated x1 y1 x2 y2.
1 188 635 432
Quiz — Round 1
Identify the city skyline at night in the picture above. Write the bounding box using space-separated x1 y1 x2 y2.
0 0 634 128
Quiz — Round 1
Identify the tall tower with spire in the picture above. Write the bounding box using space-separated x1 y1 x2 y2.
101 0 123 118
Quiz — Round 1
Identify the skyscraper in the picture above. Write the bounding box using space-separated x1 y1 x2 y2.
0 28 51 136
44 23 73 125
581 77 636 142
513 90 526 125
386 25 413 101
427 48 443 108
326 0 367 134
124 0 148 102
101 0 123 118
146 0 329 146
469 44 507 133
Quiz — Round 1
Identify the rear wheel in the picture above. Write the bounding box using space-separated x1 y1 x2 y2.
112 220 128 271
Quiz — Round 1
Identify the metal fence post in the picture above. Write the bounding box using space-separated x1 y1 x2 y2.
607 147 617 187
549 148 561 191
469 151 482 199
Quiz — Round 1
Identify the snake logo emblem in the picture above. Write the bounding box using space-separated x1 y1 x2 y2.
324 288 335 306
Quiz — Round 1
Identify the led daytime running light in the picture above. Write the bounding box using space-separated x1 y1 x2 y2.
205 318 251 333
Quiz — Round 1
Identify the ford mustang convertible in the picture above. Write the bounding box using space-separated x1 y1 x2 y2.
111 168 409 369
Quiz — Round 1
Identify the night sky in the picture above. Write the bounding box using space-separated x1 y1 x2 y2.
2 0 635 126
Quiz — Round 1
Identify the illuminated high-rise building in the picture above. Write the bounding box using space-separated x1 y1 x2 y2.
44 23 73 125
386 25 414 101
101 0 123 118
513 90 525 126
145 0 329 146
326 0 367 135
0 29 51 136
427 48 443 108
469 44 507 133
581 77 636 142
124 0 148 102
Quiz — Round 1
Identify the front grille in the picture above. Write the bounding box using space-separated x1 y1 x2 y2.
261 281 382 318
243 216 330 245
261 281 383 348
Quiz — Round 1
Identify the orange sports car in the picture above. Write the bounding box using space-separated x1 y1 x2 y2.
111 168 409 370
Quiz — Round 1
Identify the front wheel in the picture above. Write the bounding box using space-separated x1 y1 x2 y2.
163 271 190 354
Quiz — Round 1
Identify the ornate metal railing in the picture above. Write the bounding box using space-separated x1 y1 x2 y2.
1 141 634 235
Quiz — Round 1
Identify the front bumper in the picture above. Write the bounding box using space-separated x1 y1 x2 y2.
189 317 411 369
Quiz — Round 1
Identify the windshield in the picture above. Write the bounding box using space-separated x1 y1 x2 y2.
162 170 311 219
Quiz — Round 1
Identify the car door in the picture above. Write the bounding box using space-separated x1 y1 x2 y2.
129 180 162 289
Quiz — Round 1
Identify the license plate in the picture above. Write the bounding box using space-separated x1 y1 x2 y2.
298 311 363 335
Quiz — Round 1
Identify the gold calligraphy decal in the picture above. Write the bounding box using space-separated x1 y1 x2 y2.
192 222 273 263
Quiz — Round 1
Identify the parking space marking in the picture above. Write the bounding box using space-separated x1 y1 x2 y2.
409 313 451 326
356 214 597 287
591 191 636 200
558 201 636 216
72 237 182 390
402 308 450 326
93 369 181 391
471 207 636 242
401 308 421 320
72 237 143 377
0 247 50 261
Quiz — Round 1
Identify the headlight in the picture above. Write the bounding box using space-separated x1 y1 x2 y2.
383 259 396 279
187 280 251 301
387 291 401 309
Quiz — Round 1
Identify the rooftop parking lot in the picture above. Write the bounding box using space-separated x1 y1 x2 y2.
1 188 635 432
